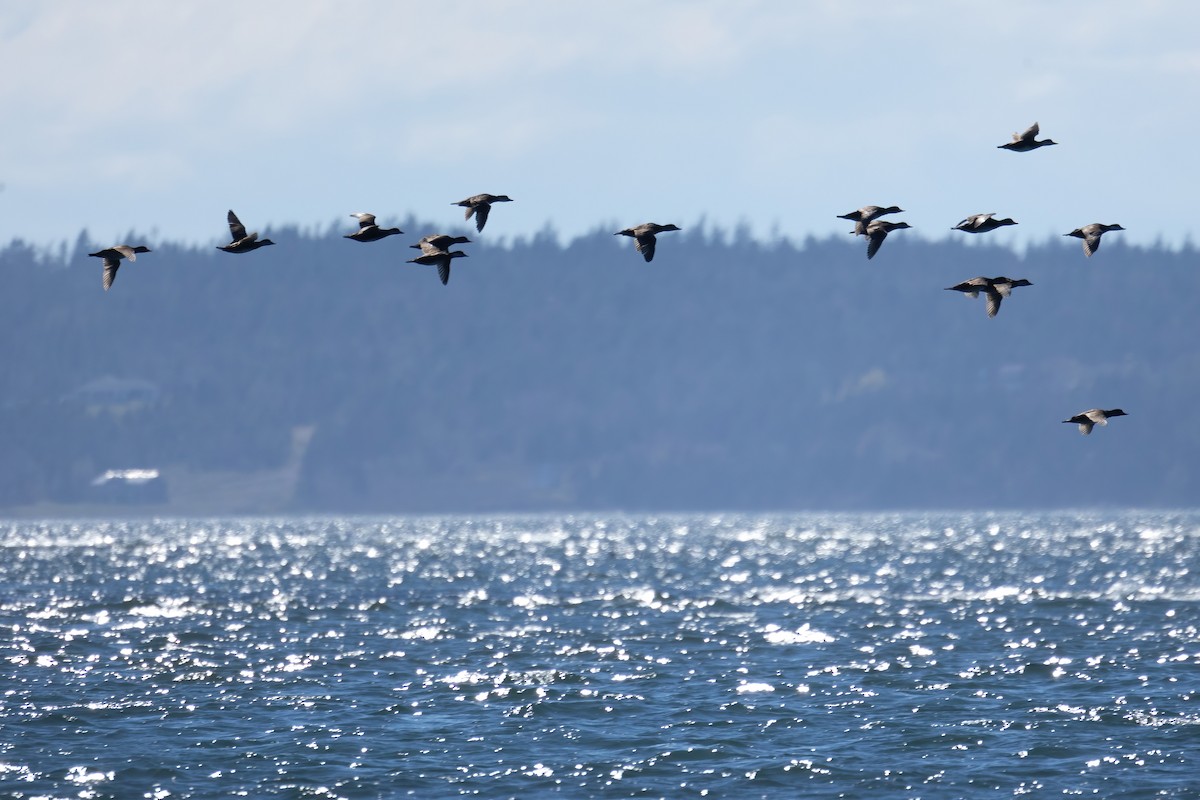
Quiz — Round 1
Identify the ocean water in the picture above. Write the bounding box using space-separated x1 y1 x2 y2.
1 512 1198 799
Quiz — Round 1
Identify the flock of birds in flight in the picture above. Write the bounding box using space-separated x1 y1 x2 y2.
86 123 1126 436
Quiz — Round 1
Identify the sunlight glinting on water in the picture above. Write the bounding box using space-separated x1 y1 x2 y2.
0 511 1197 797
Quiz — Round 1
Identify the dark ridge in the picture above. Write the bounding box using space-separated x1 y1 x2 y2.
0 225 1196 514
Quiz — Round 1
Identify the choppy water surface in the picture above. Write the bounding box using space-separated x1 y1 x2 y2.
1 512 1198 798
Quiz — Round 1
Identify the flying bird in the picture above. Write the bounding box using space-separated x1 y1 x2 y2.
837 205 904 236
407 250 468 285
345 213 402 243
944 276 992 299
615 223 681 262
453 194 512 232
1064 223 1125 257
217 210 275 253
945 276 1032 317
952 213 1018 233
89 245 151 292
865 220 911 260
410 234 471 256
998 122 1057 152
1063 408 1127 436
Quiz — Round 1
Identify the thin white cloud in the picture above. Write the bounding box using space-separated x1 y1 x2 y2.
2 1 1200 246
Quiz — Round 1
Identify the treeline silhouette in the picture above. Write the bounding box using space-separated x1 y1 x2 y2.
1 221 1196 513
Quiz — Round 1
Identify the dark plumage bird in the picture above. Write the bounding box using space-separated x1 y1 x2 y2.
1064 223 1125 257
345 213 402 243
615 223 681 262
1063 408 1128 436
865 220 911 260
837 205 904 236
998 122 1057 152
88 245 151 292
217 210 275 253
952 213 1018 233
453 194 512 232
944 276 992 298
945 275 1032 317
410 234 471 255
407 250 468 285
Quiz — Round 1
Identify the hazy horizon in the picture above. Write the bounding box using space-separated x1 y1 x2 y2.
12 216 1197 262
4 2 1200 251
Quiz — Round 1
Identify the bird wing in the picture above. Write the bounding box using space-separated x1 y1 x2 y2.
983 287 1002 318
102 259 119 291
111 245 137 262
227 210 248 242
866 228 887 260
1019 122 1039 141
1082 234 1101 257
635 234 657 262
418 240 448 255
437 258 450 285
355 213 377 229
473 204 491 232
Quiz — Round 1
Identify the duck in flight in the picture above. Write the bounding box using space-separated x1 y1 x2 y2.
1063 408 1127 435
217 210 275 253
89 245 151 292
865 220 911 260
615 223 681 262
407 250 468 285
345 213 402 243
837 205 904 236
1064 223 1125 257
952 213 1018 234
945 276 1032 317
410 234 471 255
998 122 1057 152
453 194 512 232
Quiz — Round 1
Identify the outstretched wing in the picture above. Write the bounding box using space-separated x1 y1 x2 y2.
437 258 451 285
983 287 1002 318
227 210 248 242
635 234 657 262
866 228 887 259
102 259 119 291
473 204 490 232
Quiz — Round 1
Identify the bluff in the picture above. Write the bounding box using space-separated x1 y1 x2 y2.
1 224 1195 514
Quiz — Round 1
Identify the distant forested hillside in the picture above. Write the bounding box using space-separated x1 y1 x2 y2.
1 222 1197 514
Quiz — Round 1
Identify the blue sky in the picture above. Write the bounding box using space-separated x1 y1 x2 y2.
4 2 1199 251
